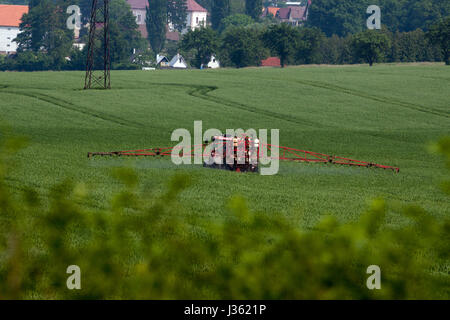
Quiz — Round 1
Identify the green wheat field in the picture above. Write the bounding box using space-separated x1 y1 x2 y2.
0 63 449 228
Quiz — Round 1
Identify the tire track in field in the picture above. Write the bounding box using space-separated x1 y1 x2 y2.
294 79 449 118
120 81 324 127
182 83 325 128
0 88 143 127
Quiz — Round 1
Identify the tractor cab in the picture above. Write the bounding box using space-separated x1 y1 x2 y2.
203 135 260 173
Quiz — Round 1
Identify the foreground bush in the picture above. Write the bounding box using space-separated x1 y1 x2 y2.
0 136 448 299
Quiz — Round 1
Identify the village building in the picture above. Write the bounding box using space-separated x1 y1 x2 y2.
200 55 220 69
183 0 207 33
156 54 170 68
276 6 308 26
262 7 280 19
169 53 188 69
262 0 311 26
207 55 220 69
0 4 28 54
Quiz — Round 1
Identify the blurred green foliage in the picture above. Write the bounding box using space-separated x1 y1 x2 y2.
0 135 448 299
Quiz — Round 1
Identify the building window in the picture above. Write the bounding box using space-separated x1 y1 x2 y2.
137 14 141 23
196 17 199 24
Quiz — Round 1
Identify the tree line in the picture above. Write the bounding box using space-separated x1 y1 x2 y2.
0 0 448 71
177 20 448 69
307 0 450 36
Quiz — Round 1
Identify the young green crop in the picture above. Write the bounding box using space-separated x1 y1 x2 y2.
0 133 449 299
0 64 448 225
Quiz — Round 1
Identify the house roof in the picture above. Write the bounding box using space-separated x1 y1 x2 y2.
128 0 207 13
187 0 207 13
276 6 307 21
290 6 306 20
261 57 281 67
127 0 147 9
157 55 169 64
166 30 180 41
138 24 148 38
0 5 28 27
169 53 187 67
277 7 291 20
263 7 280 17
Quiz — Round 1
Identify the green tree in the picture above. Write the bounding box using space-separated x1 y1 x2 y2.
211 0 231 30
307 0 450 36
263 23 299 67
351 29 390 66
109 0 144 64
231 0 246 14
405 0 450 32
168 0 188 32
392 29 439 63
72 0 143 68
245 0 262 21
196 0 212 12
197 0 245 16
320 34 350 64
146 0 188 52
377 0 409 33
219 13 254 32
220 26 267 67
427 17 450 65
78 0 93 26
146 0 167 53
180 27 219 68
15 0 74 69
295 27 325 64
0 0 28 4
307 0 367 37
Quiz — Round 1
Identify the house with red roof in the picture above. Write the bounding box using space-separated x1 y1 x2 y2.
184 0 207 33
0 4 28 54
262 7 280 19
276 6 307 26
262 1 311 26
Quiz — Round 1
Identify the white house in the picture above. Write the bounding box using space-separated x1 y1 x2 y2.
183 0 208 34
156 54 170 67
0 5 28 54
207 55 220 69
169 54 188 69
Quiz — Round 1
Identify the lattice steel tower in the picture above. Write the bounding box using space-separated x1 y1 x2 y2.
84 0 111 89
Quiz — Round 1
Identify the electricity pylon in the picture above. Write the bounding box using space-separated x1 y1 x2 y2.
84 0 111 89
